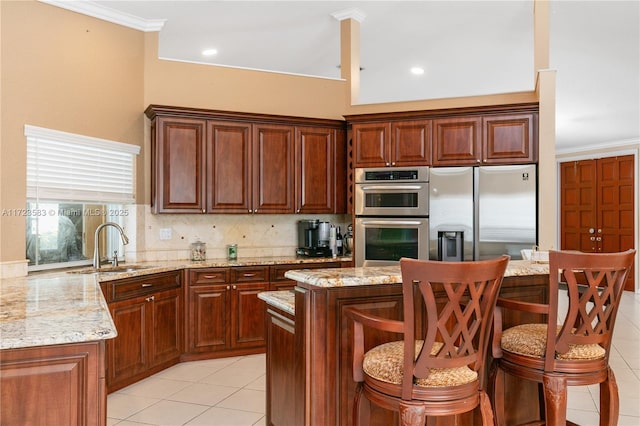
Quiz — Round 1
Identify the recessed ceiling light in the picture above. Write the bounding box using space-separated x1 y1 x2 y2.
411 67 425 75
202 48 218 56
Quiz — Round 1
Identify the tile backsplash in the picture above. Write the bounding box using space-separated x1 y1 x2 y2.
124 205 349 262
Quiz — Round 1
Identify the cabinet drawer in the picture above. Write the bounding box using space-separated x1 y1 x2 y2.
190 268 229 285
231 266 269 283
270 262 341 281
106 271 181 302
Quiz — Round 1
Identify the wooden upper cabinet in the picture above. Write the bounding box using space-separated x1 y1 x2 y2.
483 113 537 164
252 124 295 214
207 121 252 213
352 120 431 167
391 120 431 166
432 113 537 166
352 122 390 167
432 116 482 166
152 117 206 213
295 126 346 214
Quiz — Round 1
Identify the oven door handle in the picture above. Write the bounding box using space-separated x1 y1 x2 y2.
359 185 423 191
359 220 425 226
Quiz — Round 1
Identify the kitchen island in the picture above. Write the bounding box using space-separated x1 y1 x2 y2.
260 260 550 426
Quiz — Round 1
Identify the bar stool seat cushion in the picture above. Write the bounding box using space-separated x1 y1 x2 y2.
363 340 478 387
501 324 606 360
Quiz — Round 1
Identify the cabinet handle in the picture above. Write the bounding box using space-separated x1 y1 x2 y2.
141 283 153 288
145 296 155 302
226 285 231 290
203 275 218 279
233 285 237 290
243 273 256 277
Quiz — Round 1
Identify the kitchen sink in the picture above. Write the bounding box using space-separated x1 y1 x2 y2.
68 265 157 274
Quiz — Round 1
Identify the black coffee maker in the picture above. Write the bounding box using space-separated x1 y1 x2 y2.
296 219 332 257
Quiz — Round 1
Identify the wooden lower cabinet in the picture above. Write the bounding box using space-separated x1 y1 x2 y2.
185 267 268 359
0 341 107 426
102 271 182 392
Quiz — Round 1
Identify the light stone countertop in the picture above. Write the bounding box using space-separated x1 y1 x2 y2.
0 256 350 351
258 290 295 315
258 260 551 315
283 260 549 288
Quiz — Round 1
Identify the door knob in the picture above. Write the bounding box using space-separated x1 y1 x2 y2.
589 228 595 234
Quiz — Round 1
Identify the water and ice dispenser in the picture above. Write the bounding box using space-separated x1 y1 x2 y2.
437 231 464 262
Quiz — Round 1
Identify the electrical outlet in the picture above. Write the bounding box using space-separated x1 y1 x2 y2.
159 228 172 240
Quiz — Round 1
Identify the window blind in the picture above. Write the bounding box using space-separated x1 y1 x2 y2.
25 125 141 204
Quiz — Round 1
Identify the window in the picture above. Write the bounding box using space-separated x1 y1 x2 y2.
25 125 140 270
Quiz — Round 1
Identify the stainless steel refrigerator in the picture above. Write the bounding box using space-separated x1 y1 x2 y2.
429 164 537 261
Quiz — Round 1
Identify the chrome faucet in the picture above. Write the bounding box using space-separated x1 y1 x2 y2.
93 222 129 269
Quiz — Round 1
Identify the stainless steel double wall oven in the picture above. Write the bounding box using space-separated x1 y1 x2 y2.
354 167 430 267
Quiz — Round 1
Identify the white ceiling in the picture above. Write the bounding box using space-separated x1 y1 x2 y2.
51 0 639 152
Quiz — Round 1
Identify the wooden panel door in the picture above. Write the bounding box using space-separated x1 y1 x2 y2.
432 116 482 165
188 285 232 353
0 342 105 426
296 126 335 214
252 124 295 213
483 113 536 164
207 120 252 213
150 288 182 366
107 296 150 387
560 161 598 252
391 119 431 166
352 122 391 168
154 117 206 213
561 155 636 290
233 282 268 348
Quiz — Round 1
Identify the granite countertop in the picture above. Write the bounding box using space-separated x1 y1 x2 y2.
258 290 295 315
0 256 350 351
259 260 550 315
283 259 549 288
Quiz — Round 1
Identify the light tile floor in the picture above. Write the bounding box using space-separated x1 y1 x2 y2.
107 291 640 426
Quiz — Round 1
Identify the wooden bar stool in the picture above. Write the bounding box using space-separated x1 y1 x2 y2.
345 255 509 426
489 249 635 426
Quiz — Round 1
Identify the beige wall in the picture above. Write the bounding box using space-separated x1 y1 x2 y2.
1 1 145 268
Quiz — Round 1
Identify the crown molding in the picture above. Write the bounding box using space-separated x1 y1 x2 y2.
39 0 165 32
555 138 640 156
331 7 366 23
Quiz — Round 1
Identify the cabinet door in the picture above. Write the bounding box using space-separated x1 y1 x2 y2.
0 342 105 426
188 284 232 353
483 113 536 164
207 120 252 213
432 117 482 165
253 124 295 213
154 117 206 213
295 126 335 214
233 282 268 348
352 122 391 168
107 296 150 387
391 120 431 166
151 288 182 366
